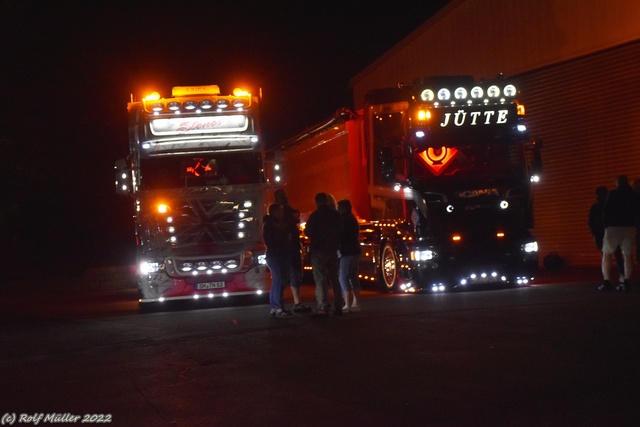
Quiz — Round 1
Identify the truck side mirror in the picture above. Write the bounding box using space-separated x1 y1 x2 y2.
379 147 395 183
114 159 132 195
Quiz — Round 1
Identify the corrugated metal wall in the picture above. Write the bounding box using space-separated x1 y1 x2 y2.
353 0 640 109
515 40 640 267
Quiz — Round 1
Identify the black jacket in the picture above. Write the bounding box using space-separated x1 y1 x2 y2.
603 185 640 227
283 204 301 252
305 205 343 255
262 215 290 258
339 212 361 256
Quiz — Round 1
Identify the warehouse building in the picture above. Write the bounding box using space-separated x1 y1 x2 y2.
350 0 640 268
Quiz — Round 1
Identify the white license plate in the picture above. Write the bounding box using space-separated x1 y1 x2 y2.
196 281 226 290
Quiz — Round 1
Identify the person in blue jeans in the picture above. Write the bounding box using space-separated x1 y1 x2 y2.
263 203 293 317
337 199 362 312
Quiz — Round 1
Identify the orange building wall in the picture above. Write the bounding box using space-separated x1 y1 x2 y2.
348 0 640 268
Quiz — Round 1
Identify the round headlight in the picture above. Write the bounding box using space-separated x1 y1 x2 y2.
503 84 517 97
183 100 197 110
454 87 467 100
470 86 483 99
487 85 500 97
421 89 435 102
225 259 239 269
199 99 214 109
437 88 451 101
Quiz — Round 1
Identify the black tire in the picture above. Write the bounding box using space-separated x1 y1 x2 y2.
380 242 399 292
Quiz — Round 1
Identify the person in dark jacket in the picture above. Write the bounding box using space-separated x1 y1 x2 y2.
274 189 311 313
588 186 624 283
633 178 640 266
600 175 640 292
263 203 293 317
305 192 344 316
337 199 362 312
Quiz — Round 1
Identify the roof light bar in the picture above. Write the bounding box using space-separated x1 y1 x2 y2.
419 82 518 106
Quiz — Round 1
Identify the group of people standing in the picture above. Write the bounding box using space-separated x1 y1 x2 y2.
588 174 640 292
263 189 361 318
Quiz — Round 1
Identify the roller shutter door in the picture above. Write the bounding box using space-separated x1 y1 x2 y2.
514 40 640 268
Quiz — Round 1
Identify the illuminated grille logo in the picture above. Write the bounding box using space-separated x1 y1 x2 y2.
418 147 458 176
171 198 252 245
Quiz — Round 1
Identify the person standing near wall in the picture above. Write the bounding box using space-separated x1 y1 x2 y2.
632 178 640 269
589 186 625 284
600 175 640 292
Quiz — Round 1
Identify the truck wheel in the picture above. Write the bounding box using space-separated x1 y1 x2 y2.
380 242 398 292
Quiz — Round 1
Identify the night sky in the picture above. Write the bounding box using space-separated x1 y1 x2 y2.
0 0 449 276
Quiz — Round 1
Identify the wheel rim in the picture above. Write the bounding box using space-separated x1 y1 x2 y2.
382 245 397 290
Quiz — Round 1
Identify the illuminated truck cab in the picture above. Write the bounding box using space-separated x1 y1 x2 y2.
269 75 541 294
115 85 269 307
367 77 540 292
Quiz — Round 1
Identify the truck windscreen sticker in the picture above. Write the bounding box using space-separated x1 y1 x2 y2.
149 115 249 136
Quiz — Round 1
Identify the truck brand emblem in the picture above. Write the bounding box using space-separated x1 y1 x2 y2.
418 147 458 176
457 188 499 198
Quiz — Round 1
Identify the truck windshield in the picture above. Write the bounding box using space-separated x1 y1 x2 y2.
139 152 264 190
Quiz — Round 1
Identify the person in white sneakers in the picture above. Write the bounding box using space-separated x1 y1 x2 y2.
337 199 362 312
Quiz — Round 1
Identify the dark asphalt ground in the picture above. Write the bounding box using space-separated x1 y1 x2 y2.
0 266 603 319
2 266 639 427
